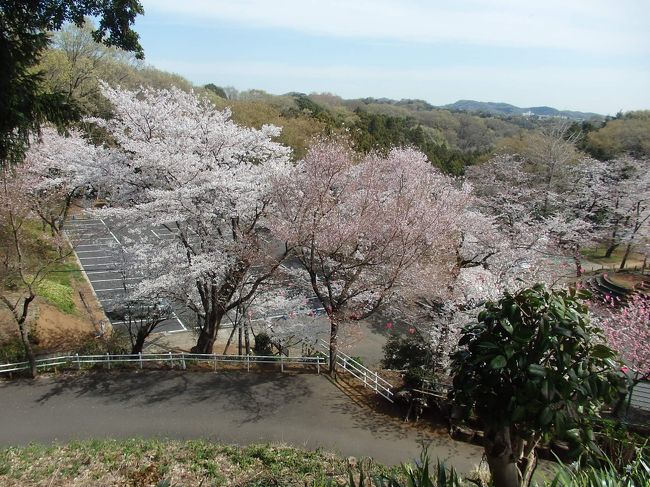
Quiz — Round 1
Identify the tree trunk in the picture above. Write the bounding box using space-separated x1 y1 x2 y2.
484 425 520 487
192 312 221 354
193 328 214 353
192 265 249 354
619 242 632 270
131 329 147 355
573 253 583 277
604 241 619 258
18 320 37 378
14 294 37 378
329 316 339 376
518 438 540 487
244 321 250 355
223 324 238 355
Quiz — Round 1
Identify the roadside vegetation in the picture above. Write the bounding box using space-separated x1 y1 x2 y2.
1 439 647 487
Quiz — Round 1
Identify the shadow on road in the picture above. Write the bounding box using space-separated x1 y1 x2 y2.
31 369 313 424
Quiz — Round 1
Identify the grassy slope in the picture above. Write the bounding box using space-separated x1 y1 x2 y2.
0 439 399 487
1 218 100 358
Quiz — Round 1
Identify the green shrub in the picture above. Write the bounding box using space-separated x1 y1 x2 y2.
342 447 464 487
36 279 75 314
0 338 26 363
73 330 130 355
403 367 436 390
550 449 650 487
593 420 648 471
253 332 273 355
382 334 430 370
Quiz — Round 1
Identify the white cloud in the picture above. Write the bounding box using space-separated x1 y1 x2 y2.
143 0 649 54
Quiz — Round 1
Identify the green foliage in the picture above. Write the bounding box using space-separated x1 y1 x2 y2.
382 334 431 370
397 449 463 487
339 447 464 487
585 111 650 159
203 83 227 98
451 284 625 452
0 0 143 166
72 330 130 355
0 337 26 363
35 279 75 314
224 99 328 160
253 332 273 355
350 110 479 175
549 447 650 487
403 367 437 390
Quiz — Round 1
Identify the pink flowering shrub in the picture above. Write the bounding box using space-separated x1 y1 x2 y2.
599 294 650 381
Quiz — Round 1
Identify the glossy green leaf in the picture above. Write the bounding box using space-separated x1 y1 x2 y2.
528 364 546 377
539 407 553 426
489 355 507 369
591 344 615 359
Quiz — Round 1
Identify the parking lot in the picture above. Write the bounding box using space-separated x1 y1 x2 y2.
65 215 327 342
65 216 189 334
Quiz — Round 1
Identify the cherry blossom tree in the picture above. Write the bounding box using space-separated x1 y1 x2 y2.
272 140 472 374
89 83 292 354
0 166 71 376
598 157 650 268
598 293 650 393
23 126 104 240
255 291 323 356
467 153 606 280
102 247 173 354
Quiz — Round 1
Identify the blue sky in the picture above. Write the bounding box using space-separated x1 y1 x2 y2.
136 1 649 115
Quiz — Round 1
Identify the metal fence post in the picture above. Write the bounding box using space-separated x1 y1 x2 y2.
317 357 320 375
106 352 110 370
181 353 186 370
213 354 217 372
75 353 80 370
246 354 250 373
374 373 378 392
139 352 143 369
168 351 173 369
280 354 284 373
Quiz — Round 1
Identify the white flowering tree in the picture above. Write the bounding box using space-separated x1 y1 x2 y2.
467 153 606 281
273 140 472 373
599 157 650 268
0 166 73 376
23 126 104 240
90 83 292 353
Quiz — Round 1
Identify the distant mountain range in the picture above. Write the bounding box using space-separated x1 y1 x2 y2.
442 100 603 121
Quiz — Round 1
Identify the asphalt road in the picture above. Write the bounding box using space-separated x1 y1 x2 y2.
0 370 484 471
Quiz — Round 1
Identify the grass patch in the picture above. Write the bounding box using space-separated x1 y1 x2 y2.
35 279 75 314
46 261 83 287
0 439 378 486
581 245 645 264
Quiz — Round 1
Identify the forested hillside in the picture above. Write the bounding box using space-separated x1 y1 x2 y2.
37 22 650 174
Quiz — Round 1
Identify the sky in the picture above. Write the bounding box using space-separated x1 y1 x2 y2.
136 0 650 115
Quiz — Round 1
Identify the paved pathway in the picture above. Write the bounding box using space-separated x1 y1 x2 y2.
0 370 484 472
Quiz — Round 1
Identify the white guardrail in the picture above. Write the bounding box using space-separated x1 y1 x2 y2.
0 352 325 375
319 340 394 402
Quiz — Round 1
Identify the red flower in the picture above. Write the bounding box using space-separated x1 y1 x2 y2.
386 322 393 329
